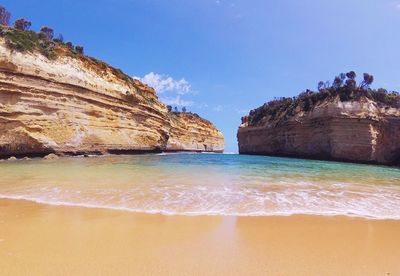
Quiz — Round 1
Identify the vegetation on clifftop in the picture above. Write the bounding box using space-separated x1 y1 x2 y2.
243 72 400 127
0 5 138 88
0 24 133 83
164 105 214 127
0 5 161 107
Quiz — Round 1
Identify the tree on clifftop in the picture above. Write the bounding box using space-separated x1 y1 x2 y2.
0 6 11 26
346 71 356 80
331 73 346 89
345 71 357 89
317 81 325 91
53 34 64 43
39 26 54 40
361 73 374 90
14 18 31 31
65 42 74 50
332 76 343 88
75 45 84 54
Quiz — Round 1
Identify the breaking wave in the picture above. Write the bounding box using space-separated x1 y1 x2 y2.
0 154 399 219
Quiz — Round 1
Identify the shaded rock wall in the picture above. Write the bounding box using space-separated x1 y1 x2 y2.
238 100 400 165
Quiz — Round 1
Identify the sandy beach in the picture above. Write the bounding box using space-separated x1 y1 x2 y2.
0 199 399 275
1 1 400 275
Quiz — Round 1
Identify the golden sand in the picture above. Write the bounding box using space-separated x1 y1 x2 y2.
0 199 399 275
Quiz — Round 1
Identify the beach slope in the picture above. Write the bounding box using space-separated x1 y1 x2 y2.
1 199 399 276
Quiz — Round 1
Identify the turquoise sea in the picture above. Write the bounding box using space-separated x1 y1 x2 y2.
0 153 399 219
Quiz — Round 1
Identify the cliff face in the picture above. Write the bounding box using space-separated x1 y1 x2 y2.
238 99 400 165
167 112 224 152
0 41 223 157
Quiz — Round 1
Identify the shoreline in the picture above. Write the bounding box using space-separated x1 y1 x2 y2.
1 195 399 221
1 198 400 275
0 150 224 161
3 151 399 170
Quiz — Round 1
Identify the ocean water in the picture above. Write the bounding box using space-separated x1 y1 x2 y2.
0 153 399 219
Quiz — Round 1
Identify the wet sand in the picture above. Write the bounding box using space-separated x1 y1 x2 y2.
1 199 399 275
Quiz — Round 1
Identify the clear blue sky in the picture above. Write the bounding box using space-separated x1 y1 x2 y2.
4 0 400 152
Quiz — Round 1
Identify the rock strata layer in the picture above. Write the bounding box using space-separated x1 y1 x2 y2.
167 112 224 152
0 41 223 157
238 99 400 165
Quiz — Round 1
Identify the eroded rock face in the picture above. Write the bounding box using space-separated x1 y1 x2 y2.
237 99 400 165
0 41 224 157
167 113 224 152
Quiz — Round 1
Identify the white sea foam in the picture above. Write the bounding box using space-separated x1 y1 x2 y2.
1 154 399 220
0 194 398 219
1 181 400 220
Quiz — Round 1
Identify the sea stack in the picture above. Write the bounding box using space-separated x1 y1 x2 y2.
0 26 224 158
237 72 400 165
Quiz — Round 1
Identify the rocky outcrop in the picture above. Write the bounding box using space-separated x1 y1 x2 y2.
238 98 400 165
0 40 223 157
167 112 224 152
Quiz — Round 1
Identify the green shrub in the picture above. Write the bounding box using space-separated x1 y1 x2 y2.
4 29 39 52
14 18 31 31
245 72 400 127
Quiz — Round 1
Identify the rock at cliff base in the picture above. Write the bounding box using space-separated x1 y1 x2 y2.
7 156 17 161
43 153 59 160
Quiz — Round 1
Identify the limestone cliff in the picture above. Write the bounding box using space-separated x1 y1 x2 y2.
0 39 223 157
238 91 400 166
167 112 224 152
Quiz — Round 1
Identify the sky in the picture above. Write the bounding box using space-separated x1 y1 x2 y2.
3 0 400 152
